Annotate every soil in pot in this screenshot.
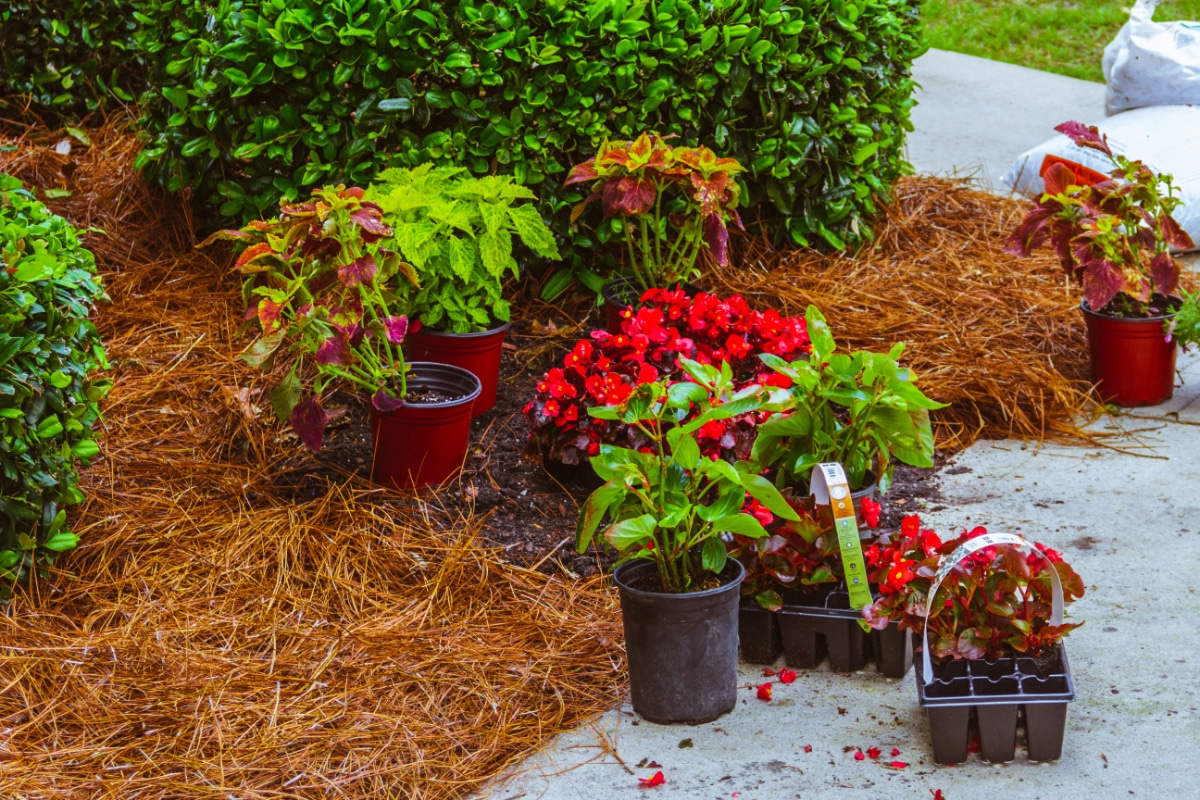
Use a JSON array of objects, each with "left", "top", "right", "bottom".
[
  {"left": 369, "top": 362, "right": 481, "bottom": 490},
  {"left": 1081, "top": 294, "right": 1180, "bottom": 407},
  {"left": 616, "top": 558, "right": 744, "bottom": 724},
  {"left": 404, "top": 321, "right": 510, "bottom": 417}
]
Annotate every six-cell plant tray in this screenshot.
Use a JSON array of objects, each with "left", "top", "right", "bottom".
[
  {"left": 916, "top": 642, "right": 1076, "bottom": 764},
  {"left": 738, "top": 585, "right": 912, "bottom": 678}
]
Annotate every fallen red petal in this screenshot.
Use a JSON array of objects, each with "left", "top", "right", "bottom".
[
  {"left": 891, "top": 748, "right": 901, "bottom": 756},
  {"left": 803, "top": 744, "right": 813, "bottom": 753},
  {"left": 932, "top": 791, "right": 946, "bottom": 800},
  {"left": 638, "top": 770, "right": 666, "bottom": 787},
  {"left": 761, "top": 668, "right": 775, "bottom": 676},
  {"left": 854, "top": 751, "right": 865, "bottom": 761},
  {"left": 886, "top": 760, "right": 909, "bottom": 770},
  {"left": 779, "top": 667, "right": 797, "bottom": 684},
  {"left": 756, "top": 682, "right": 773, "bottom": 701},
  {"left": 867, "top": 747, "right": 881, "bottom": 759}
]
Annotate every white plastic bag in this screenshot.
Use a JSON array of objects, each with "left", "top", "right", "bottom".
[
  {"left": 1103, "top": 0, "right": 1200, "bottom": 115},
  {"left": 1000, "top": 105, "right": 1200, "bottom": 250}
]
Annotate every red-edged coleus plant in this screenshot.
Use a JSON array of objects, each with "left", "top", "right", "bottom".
[
  {"left": 200, "top": 185, "right": 417, "bottom": 451},
  {"left": 524, "top": 288, "right": 810, "bottom": 465},
  {"left": 729, "top": 492, "right": 883, "bottom": 610},
  {"left": 565, "top": 132, "right": 744, "bottom": 289},
  {"left": 862, "top": 515, "right": 1085, "bottom": 661},
  {"left": 1005, "top": 121, "right": 1194, "bottom": 316}
]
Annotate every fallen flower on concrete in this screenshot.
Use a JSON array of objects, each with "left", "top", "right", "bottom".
[{"left": 639, "top": 770, "right": 666, "bottom": 787}]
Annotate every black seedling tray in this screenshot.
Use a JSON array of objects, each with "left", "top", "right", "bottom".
[
  {"left": 915, "top": 643, "right": 1075, "bottom": 764},
  {"left": 738, "top": 585, "right": 912, "bottom": 677}
]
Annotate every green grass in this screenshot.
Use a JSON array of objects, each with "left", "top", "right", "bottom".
[{"left": 922, "top": 0, "right": 1200, "bottom": 83}]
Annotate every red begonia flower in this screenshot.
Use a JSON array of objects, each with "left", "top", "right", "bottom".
[
  {"left": 638, "top": 770, "right": 665, "bottom": 787},
  {"left": 756, "top": 682, "right": 773, "bottom": 701},
  {"left": 778, "top": 668, "right": 797, "bottom": 684}
]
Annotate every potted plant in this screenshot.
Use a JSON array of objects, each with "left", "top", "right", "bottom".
[
  {"left": 524, "top": 289, "right": 810, "bottom": 474},
  {"left": 750, "top": 305, "right": 944, "bottom": 504},
  {"left": 200, "top": 185, "right": 480, "bottom": 489},
  {"left": 366, "top": 165, "right": 560, "bottom": 416},
  {"left": 1006, "top": 121, "right": 1195, "bottom": 406},
  {"left": 862, "top": 516, "right": 1086, "bottom": 763},
  {"left": 564, "top": 133, "right": 745, "bottom": 333},
  {"left": 575, "top": 357, "right": 797, "bottom": 723}
]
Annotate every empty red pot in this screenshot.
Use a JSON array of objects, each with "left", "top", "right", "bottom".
[
  {"left": 1081, "top": 298, "right": 1178, "bottom": 407},
  {"left": 404, "top": 321, "right": 509, "bottom": 417},
  {"left": 369, "top": 362, "right": 481, "bottom": 489}
]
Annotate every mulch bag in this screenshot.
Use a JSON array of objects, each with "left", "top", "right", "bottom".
[
  {"left": 1000, "top": 105, "right": 1200, "bottom": 250},
  {"left": 1103, "top": 0, "right": 1200, "bottom": 115}
]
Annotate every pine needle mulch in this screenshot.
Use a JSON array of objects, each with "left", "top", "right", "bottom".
[
  {"left": 0, "top": 121, "right": 623, "bottom": 798},
  {"left": 710, "top": 177, "right": 1105, "bottom": 452}
]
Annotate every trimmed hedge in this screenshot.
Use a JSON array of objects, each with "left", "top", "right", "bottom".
[
  {"left": 0, "top": 176, "right": 110, "bottom": 592},
  {"left": 0, "top": 0, "right": 144, "bottom": 118},
  {"left": 135, "top": 0, "right": 923, "bottom": 259}
]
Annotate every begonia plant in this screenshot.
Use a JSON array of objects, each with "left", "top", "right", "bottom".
[
  {"left": 575, "top": 357, "right": 797, "bottom": 594},
  {"left": 525, "top": 288, "right": 810, "bottom": 466},
  {"left": 1005, "top": 121, "right": 1194, "bottom": 317},
  {"left": 862, "top": 515, "right": 1085, "bottom": 662},
  {"left": 564, "top": 133, "right": 744, "bottom": 289},
  {"left": 751, "top": 305, "right": 944, "bottom": 494},
  {"left": 200, "top": 185, "right": 417, "bottom": 452}
]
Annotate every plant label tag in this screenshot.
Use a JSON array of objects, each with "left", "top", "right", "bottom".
[
  {"left": 921, "top": 532, "right": 1065, "bottom": 684},
  {"left": 812, "top": 462, "right": 873, "bottom": 631}
]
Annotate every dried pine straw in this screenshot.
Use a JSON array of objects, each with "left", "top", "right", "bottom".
[
  {"left": 0, "top": 121, "right": 623, "bottom": 798},
  {"left": 711, "top": 177, "right": 1106, "bottom": 451}
]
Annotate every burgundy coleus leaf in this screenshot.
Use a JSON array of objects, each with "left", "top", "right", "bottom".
[
  {"left": 1150, "top": 251, "right": 1180, "bottom": 296},
  {"left": 315, "top": 332, "right": 350, "bottom": 366},
  {"left": 257, "top": 297, "right": 285, "bottom": 335},
  {"left": 327, "top": 296, "right": 363, "bottom": 328},
  {"left": 349, "top": 207, "right": 392, "bottom": 243},
  {"left": 690, "top": 172, "right": 733, "bottom": 217},
  {"left": 341, "top": 187, "right": 365, "bottom": 200},
  {"left": 1081, "top": 258, "right": 1125, "bottom": 310},
  {"left": 383, "top": 315, "right": 409, "bottom": 344},
  {"left": 563, "top": 159, "right": 599, "bottom": 187},
  {"left": 233, "top": 242, "right": 275, "bottom": 272},
  {"left": 1004, "top": 205, "right": 1056, "bottom": 257},
  {"left": 1160, "top": 214, "right": 1195, "bottom": 250},
  {"left": 338, "top": 254, "right": 378, "bottom": 287},
  {"left": 372, "top": 388, "right": 405, "bottom": 412},
  {"left": 1054, "top": 121, "right": 1112, "bottom": 156},
  {"left": 290, "top": 395, "right": 328, "bottom": 452},
  {"left": 1040, "top": 161, "right": 1076, "bottom": 197},
  {"left": 278, "top": 200, "right": 317, "bottom": 217},
  {"left": 702, "top": 213, "right": 731, "bottom": 266},
  {"left": 602, "top": 175, "right": 657, "bottom": 217}
]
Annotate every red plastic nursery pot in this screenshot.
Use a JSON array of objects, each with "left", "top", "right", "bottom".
[
  {"left": 1081, "top": 297, "right": 1179, "bottom": 407},
  {"left": 369, "top": 362, "right": 481, "bottom": 490},
  {"left": 403, "top": 321, "right": 510, "bottom": 417}
]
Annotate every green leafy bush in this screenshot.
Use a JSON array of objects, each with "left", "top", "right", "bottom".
[
  {"left": 134, "top": 0, "right": 923, "bottom": 261},
  {"left": 367, "top": 165, "right": 560, "bottom": 333},
  {"left": 0, "top": 176, "right": 110, "bottom": 592},
  {"left": 0, "top": 0, "right": 144, "bottom": 118}
]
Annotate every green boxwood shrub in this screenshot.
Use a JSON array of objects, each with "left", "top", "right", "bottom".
[
  {"left": 0, "top": 175, "right": 110, "bottom": 592},
  {"left": 135, "top": 0, "right": 922, "bottom": 261},
  {"left": 0, "top": 0, "right": 144, "bottom": 118}
]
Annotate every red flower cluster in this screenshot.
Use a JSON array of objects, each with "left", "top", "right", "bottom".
[{"left": 525, "top": 288, "right": 811, "bottom": 465}]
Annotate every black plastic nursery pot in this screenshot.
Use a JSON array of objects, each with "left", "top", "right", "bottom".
[
  {"left": 738, "top": 584, "right": 913, "bottom": 678},
  {"left": 369, "top": 362, "right": 481, "bottom": 490},
  {"left": 916, "top": 642, "right": 1075, "bottom": 764},
  {"left": 403, "top": 321, "right": 510, "bottom": 418},
  {"left": 614, "top": 558, "right": 744, "bottom": 724}
]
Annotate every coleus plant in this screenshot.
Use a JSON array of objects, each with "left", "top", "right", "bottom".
[
  {"left": 575, "top": 357, "right": 799, "bottom": 594},
  {"left": 200, "top": 185, "right": 417, "bottom": 451},
  {"left": 861, "top": 515, "right": 1085, "bottom": 661},
  {"left": 366, "top": 164, "right": 560, "bottom": 333},
  {"left": 750, "top": 305, "right": 944, "bottom": 494},
  {"left": 729, "top": 491, "right": 883, "bottom": 611},
  {"left": 525, "top": 288, "right": 810, "bottom": 466},
  {"left": 564, "top": 132, "right": 745, "bottom": 289},
  {"left": 1005, "top": 121, "right": 1194, "bottom": 316}
]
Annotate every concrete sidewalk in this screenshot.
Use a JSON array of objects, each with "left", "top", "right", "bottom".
[{"left": 476, "top": 51, "right": 1200, "bottom": 800}]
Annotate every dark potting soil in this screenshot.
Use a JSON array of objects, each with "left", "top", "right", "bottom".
[
  {"left": 269, "top": 318, "right": 947, "bottom": 576},
  {"left": 404, "top": 386, "right": 471, "bottom": 404}
]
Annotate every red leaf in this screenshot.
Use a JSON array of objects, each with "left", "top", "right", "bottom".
[
  {"left": 1161, "top": 214, "right": 1195, "bottom": 250},
  {"left": 1081, "top": 259, "right": 1124, "bottom": 310},
  {"left": 372, "top": 389, "right": 405, "bottom": 412},
  {"left": 778, "top": 667, "right": 797, "bottom": 684},
  {"left": 233, "top": 242, "right": 274, "bottom": 271},
  {"left": 564, "top": 159, "right": 598, "bottom": 187},
  {"left": 316, "top": 332, "right": 350, "bottom": 366},
  {"left": 603, "top": 176, "right": 657, "bottom": 217},
  {"left": 1054, "top": 121, "right": 1112, "bottom": 156},
  {"left": 756, "top": 682, "right": 773, "bottom": 701},
  {"left": 1040, "top": 161, "right": 1076, "bottom": 197},
  {"left": 290, "top": 396, "right": 328, "bottom": 452},
  {"left": 257, "top": 297, "right": 285, "bottom": 335},
  {"left": 383, "top": 315, "right": 409, "bottom": 344},
  {"left": 638, "top": 770, "right": 665, "bottom": 787},
  {"left": 339, "top": 254, "right": 378, "bottom": 287},
  {"left": 1150, "top": 252, "right": 1180, "bottom": 297},
  {"left": 703, "top": 213, "right": 730, "bottom": 266},
  {"left": 350, "top": 207, "right": 392, "bottom": 241}
]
